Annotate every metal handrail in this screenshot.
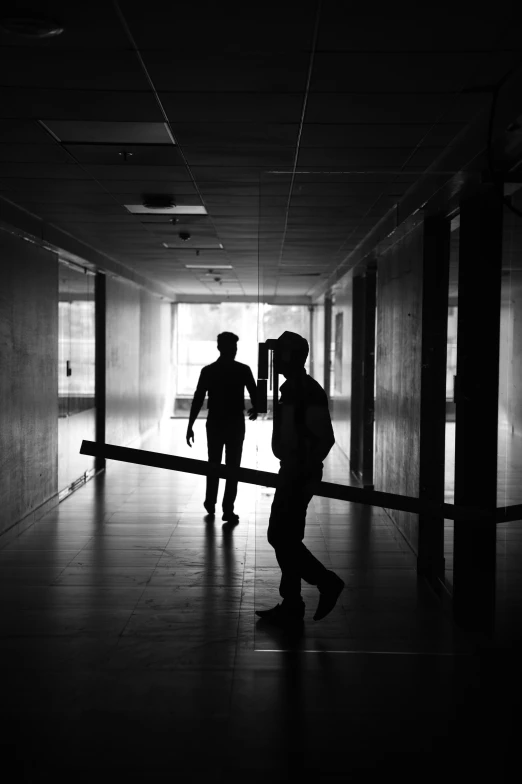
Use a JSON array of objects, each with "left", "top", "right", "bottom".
[{"left": 80, "top": 440, "right": 521, "bottom": 523}]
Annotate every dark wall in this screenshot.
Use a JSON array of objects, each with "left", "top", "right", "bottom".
[
  {"left": 0, "top": 231, "right": 58, "bottom": 537},
  {"left": 374, "top": 223, "right": 424, "bottom": 553},
  {"left": 106, "top": 276, "right": 171, "bottom": 447}
]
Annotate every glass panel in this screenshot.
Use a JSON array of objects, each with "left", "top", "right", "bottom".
[
  {"left": 444, "top": 217, "right": 459, "bottom": 588},
  {"left": 58, "top": 262, "right": 96, "bottom": 493}
]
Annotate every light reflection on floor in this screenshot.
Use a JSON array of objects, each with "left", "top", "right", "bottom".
[{"left": 0, "top": 419, "right": 519, "bottom": 780}]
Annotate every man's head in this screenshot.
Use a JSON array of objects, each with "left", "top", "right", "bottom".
[
  {"left": 275, "top": 331, "right": 309, "bottom": 379},
  {"left": 217, "top": 331, "right": 238, "bottom": 360}
]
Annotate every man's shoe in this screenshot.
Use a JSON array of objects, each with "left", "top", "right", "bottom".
[
  {"left": 204, "top": 501, "right": 215, "bottom": 516},
  {"left": 313, "top": 572, "right": 345, "bottom": 621},
  {"left": 256, "top": 602, "right": 305, "bottom": 626},
  {"left": 222, "top": 511, "right": 239, "bottom": 524}
]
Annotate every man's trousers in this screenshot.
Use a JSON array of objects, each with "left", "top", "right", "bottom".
[
  {"left": 267, "top": 466, "right": 330, "bottom": 602},
  {"left": 205, "top": 414, "right": 245, "bottom": 513}
]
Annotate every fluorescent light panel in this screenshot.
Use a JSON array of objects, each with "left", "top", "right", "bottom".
[
  {"left": 162, "top": 243, "right": 223, "bottom": 249},
  {"left": 124, "top": 205, "right": 207, "bottom": 215},
  {"left": 185, "top": 264, "right": 233, "bottom": 269}
]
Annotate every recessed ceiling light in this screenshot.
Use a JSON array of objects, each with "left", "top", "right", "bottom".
[
  {"left": 185, "top": 264, "right": 233, "bottom": 270},
  {"left": 124, "top": 205, "right": 207, "bottom": 215}
]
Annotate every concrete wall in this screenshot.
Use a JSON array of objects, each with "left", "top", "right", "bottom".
[
  {"left": 0, "top": 232, "right": 173, "bottom": 541},
  {"left": 311, "top": 300, "right": 325, "bottom": 388},
  {"left": 511, "top": 280, "right": 522, "bottom": 435},
  {"left": 106, "top": 276, "right": 172, "bottom": 447},
  {"left": 330, "top": 272, "right": 353, "bottom": 461},
  {"left": 0, "top": 231, "right": 59, "bottom": 538},
  {"left": 374, "top": 223, "right": 424, "bottom": 553},
  {"left": 499, "top": 208, "right": 522, "bottom": 434}
]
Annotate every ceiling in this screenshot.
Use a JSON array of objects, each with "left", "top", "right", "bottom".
[{"left": 0, "top": 1, "right": 521, "bottom": 300}]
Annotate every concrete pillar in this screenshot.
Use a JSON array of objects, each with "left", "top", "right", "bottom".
[
  {"left": 95, "top": 272, "right": 106, "bottom": 473},
  {"left": 453, "top": 183, "right": 503, "bottom": 637},
  {"left": 324, "top": 294, "right": 333, "bottom": 402},
  {"left": 417, "top": 216, "right": 450, "bottom": 588},
  {"left": 349, "top": 266, "right": 376, "bottom": 488}
]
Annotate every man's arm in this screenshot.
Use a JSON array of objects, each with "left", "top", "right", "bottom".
[
  {"left": 245, "top": 367, "right": 258, "bottom": 421},
  {"left": 305, "top": 404, "right": 335, "bottom": 465},
  {"left": 186, "top": 368, "right": 207, "bottom": 446}
]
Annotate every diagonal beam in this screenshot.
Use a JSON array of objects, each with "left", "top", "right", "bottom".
[{"left": 78, "top": 440, "right": 522, "bottom": 523}]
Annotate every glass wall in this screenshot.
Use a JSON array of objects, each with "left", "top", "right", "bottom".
[
  {"left": 174, "top": 302, "right": 310, "bottom": 411},
  {"left": 58, "top": 261, "right": 96, "bottom": 494}
]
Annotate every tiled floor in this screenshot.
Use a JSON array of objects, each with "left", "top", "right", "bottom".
[{"left": 1, "top": 420, "right": 519, "bottom": 782}]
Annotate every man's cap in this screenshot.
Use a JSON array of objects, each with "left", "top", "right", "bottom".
[
  {"left": 217, "top": 331, "right": 239, "bottom": 345},
  {"left": 276, "top": 331, "right": 309, "bottom": 362}
]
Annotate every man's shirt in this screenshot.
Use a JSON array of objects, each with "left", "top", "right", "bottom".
[
  {"left": 272, "top": 372, "right": 334, "bottom": 470},
  {"left": 194, "top": 359, "right": 257, "bottom": 418}
]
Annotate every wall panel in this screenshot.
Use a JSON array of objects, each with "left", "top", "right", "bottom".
[
  {"left": 105, "top": 277, "right": 141, "bottom": 447},
  {"left": 375, "top": 223, "right": 424, "bottom": 552},
  {"left": 0, "top": 231, "right": 58, "bottom": 537},
  {"left": 139, "top": 289, "right": 172, "bottom": 435},
  {"left": 331, "top": 272, "right": 353, "bottom": 462},
  {"left": 311, "top": 300, "right": 324, "bottom": 387},
  {"left": 105, "top": 276, "right": 172, "bottom": 448}
]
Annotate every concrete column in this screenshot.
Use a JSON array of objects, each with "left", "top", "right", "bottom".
[
  {"left": 418, "top": 216, "right": 450, "bottom": 588},
  {"left": 453, "top": 183, "right": 503, "bottom": 637},
  {"left": 362, "top": 265, "right": 376, "bottom": 489},
  {"left": 350, "top": 275, "right": 365, "bottom": 480},
  {"left": 95, "top": 272, "right": 106, "bottom": 473},
  {"left": 350, "top": 266, "right": 377, "bottom": 487},
  {"left": 324, "top": 294, "right": 333, "bottom": 402}
]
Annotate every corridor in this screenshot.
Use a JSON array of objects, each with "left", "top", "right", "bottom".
[{"left": 1, "top": 420, "right": 517, "bottom": 782}]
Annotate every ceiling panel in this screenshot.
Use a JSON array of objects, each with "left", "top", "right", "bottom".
[
  {"left": 0, "top": 144, "right": 74, "bottom": 163},
  {"left": 304, "top": 92, "right": 488, "bottom": 124},
  {"left": 0, "top": 88, "right": 163, "bottom": 121},
  {"left": 0, "top": 119, "right": 55, "bottom": 143},
  {"left": 144, "top": 53, "right": 309, "bottom": 92},
  {"left": 160, "top": 93, "right": 304, "bottom": 123},
  {"left": 0, "top": 47, "right": 150, "bottom": 90},
  {"left": 316, "top": 10, "right": 511, "bottom": 51},
  {"left": 43, "top": 120, "right": 173, "bottom": 144},
  {"left": 64, "top": 145, "right": 185, "bottom": 166},
  {"left": 172, "top": 123, "right": 299, "bottom": 147},
  {"left": 299, "top": 123, "right": 465, "bottom": 148},
  {"left": 0, "top": 1, "right": 517, "bottom": 298}
]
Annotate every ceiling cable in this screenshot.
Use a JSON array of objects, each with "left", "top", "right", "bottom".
[
  {"left": 274, "top": 0, "right": 322, "bottom": 295},
  {"left": 111, "top": 0, "right": 242, "bottom": 296}
]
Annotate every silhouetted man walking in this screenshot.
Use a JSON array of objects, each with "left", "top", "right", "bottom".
[
  {"left": 186, "top": 332, "right": 257, "bottom": 524},
  {"left": 256, "top": 331, "right": 345, "bottom": 625}
]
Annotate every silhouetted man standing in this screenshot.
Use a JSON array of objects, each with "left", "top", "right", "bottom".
[
  {"left": 256, "top": 331, "right": 344, "bottom": 625},
  {"left": 186, "top": 332, "right": 257, "bottom": 524}
]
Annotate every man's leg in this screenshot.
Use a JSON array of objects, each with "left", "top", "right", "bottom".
[
  {"left": 205, "top": 419, "right": 224, "bottom": 515},
  {"left": 258, "top": 470, "right": 344, "bottom": 623},
  {"left": 268, "top": 474, "right": 327, "bottom": 601},
  {"left": 222, "top": 419, "right": 245, "bottom": 520}
]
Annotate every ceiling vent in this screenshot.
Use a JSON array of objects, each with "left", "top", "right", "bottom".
[{"left": 142, "top": 194, "right": 176, "bottom": 211}]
